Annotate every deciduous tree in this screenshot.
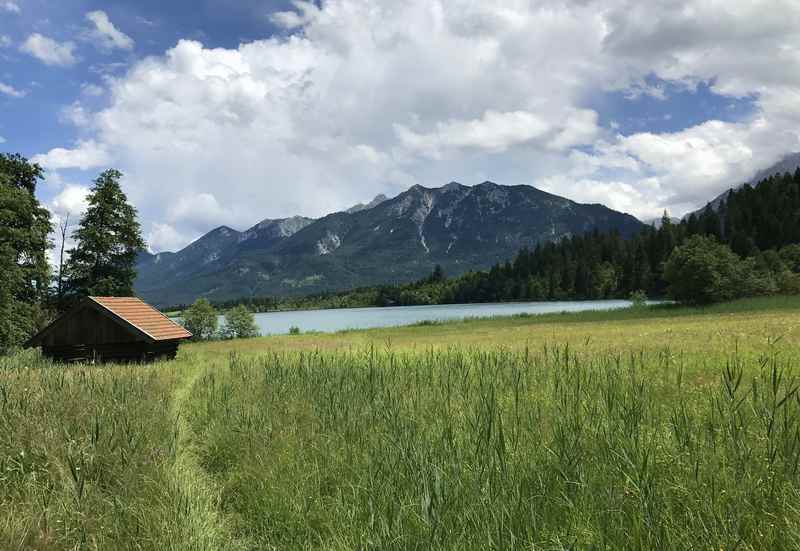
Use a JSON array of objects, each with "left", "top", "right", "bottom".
[
  {"left": 0, "top": 154, "right": 52, "bottom": 353},
  {"left": 182, "top": 298, "right": 218, "bottom": 340},
  {"left": 221, "top": 305, "right": 259, "bottom": 339}
]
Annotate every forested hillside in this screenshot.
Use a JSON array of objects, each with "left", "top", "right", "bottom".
[{"left": 377, "top": 169, "right": 800, "bottom": 305}]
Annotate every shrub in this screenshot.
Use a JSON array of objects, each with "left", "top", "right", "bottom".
[
  {"left": 778, "top": 270, "right": 800, "bottom": 295},
  {"left": 413, "top": 319, "right": 442, "bottom": 327},
  {"left": 779, "top": 244, "right": 800, "bottom": 273},
  {"left": 221, "top": 305, "right": 260, "bottom": 339},
  {"left": 288, "top": 325, "right": 301, "bottom": 335},
  {"left": 663, "top": 235, "right": 775, "bottom": 305},
  {"left": 628, "top": 290, "right": 648, "bottom": 308},
  {"left": 181, "top": 298, "right": 218, "bottom": 340}
]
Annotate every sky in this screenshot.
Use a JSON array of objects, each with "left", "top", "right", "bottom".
[{"left": 2, "top": 0, "right": 799, "bottom": 253}]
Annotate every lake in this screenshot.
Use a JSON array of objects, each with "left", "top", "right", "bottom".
[{"left": 237, "top": 300, "right": 638, "bottom": 336}]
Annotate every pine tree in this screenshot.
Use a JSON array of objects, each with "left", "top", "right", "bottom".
[
  {"left": 64, "top": 169, "right": 145, "bottom": 299},
  {"left": 429, "top": 264, "right": 445, "bottom": 283}
]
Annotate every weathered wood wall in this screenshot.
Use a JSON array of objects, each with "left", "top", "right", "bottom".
[
  {"left": 39, "top": 304, "right": 139, "bottom": 347},
  {"left": 41, "top": 341, "right": 180, "bottom": 363}
]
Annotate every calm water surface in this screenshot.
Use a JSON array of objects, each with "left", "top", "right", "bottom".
[{"left": 239, "top": 300, "right": 637, "bottom": 336}]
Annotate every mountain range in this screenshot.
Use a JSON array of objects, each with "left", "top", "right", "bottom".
[
  {"left": 135, "top": 181, "right": 643, "bottom": 306},
  {"left": 136, "top": 153, "right": 800, "bottom": 307}
]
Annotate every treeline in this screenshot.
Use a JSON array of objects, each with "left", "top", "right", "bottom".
[
  {"left": 163, "top": 286, "right": 378, "bottom": 314},
  {"left": 1, "top": 154, "right": 144, "bottom": 354},
  {"left": 380, "top": 169, "right": 800, "bottom": 306}
]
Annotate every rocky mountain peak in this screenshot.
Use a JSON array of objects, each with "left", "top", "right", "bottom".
[
  {"left": 442, "top": 181, "right": 464, "bottom": 191},
  {"left": 184, "top": 225, "right": 240, "bottom": 251},
  {"left": 346, "top": 193, "right": 389, "bottom": 213},
  {"left": 210, "top": 225, "right": 237, "bottom": 236},
  {"left": 136, "top": 180, "right": 645, "bottom": 306},
  {"left": 275, "top": 216, "right": 315, "bottom": 236},
  {"left": 239, "top": 215, "right": 314, "bottom": 243}
]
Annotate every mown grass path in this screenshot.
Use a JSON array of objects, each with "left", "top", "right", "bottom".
[{"left": 166, "top": 360, "right": 245, "bottom": 551}]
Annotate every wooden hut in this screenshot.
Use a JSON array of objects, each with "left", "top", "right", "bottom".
[{"left": 25, "top": 296, "right": 192, "bottom": 363}]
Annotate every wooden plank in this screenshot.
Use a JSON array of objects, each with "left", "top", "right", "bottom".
[{"left": 42, "top": 341, "right": 182, "bottom": 364}]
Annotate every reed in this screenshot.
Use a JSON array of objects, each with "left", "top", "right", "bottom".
[
  {"left": 2, "top": 302, "right": 800, "bottom": 549},
  {"left": 179, "top": 345, "right": 800, "bottom": 549}
]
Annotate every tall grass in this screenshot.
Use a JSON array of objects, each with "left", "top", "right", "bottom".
[
  {"left": 184, "top": 345, "right": 800, "bottom": 549},
  {"left": 0, "top": 351, "right": 171, "bottom": 548},
  {"left": 2, "top": 319, "right": 800, "bottom": 549},
  {"left": 0, "top": 350, "right": 240, "bottom": 550}
]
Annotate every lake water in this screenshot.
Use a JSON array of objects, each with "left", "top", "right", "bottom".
[{"left": 239, "top": 300, "right": 637, "bottom": 336}]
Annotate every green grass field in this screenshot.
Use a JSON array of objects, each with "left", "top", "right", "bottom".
[{"left": 3, "top": 296, "right": 800, "bottom": 549}]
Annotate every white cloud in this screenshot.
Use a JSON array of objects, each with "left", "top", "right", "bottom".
[
  {"left": 549, "top": 110, "right": 601, "bottom": 151},
  {"left": 86, "top": 10, "right": 134, "bottom": 52},
  {"left": 0, "top": 35, "right": 12, "bottom": 48},
  {"left": 34, "top": 0, "right": 800, "bottom": 251},
  {"left": 146, "top": 222, "right": 189, "bottom": 253},
  {"left": 0, "top": 82, "right": 25, "bottom": 98},
  {"left": 21, "top": 33, "right": 77, "bottom": 66},
  {"left": 80, "top": 82, "right": 104, "bottom": 96},
  {"left": 623, "top": 80, "right": 667, "bottom": 101},
  {"left": 270, "top": 0, "right": 320, "bottom": 29},
  {"left": 577, "top": 114, "right": 798, "bottom": 212},
  {"left": 50, "top": 184, "right": 91, "bottom": 216},
  {"left": 602, "top": 0, "right": 800, "bottom": 97},
  {"left": 59, "top": 102, "right": 90, "bottom": 127},
  {"left": 0, "top": 136, "right": 6, "bottom": 144},
  {"left": 33, "top": 140, "right": 111, "bottom": 170},
  {"left": 167, "top": 192, "right": 233, "bottom": 231},
  {"left": 1, "top": 1, "right": 19, "bottom": 14},
  {"left": 395, "top": 110, "right": 553, "bottom": 159},
  {"left": 46, "top": 183, "right": 91, "bottom": 271},
  {"left": 539, "top": 175, "right": 663, "bottom": 220}
]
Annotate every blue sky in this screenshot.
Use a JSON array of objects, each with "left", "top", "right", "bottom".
[
  {"left": 1, "top": 0, "right": 292, "bottom": 156},
  {"left": 1, "top": 0, "right": 798, "bottom": 252}
]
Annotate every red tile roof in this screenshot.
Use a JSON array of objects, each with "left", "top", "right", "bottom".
[{"left": 90, "top": 297, "right": 192, "bottom": 341}]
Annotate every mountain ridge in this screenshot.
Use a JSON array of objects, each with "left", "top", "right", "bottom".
[{"left": 135, "top": 180, "right": 643, "bottom": 306}]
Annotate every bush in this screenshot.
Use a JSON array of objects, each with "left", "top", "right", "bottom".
[
  {"left": 181, "top": 298, "right": 218, "bottom": 340},
  {"left": 221, "top": 305, "right": 260, "bottom": 339},
  {"left": 778, "top": 270, "right": 800, "bottom": 295},
  {"left": 288, "top": 325, "right": 301, "bottom": 335},
  {"left": 629, "top": 290, "right": 648, "bottom": 308},
  {"left": 779, "top": 244, "right": 800, "bottom": 273},
  {"left": 663, "top": 235, "right": 774, "bottom": 305},
  {"left": 413, "top": 319, "right": 442, "bottom": 327}
]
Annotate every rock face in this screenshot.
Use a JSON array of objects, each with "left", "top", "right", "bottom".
[
  {"left": 135, "top": 181, "right": 643, "bottom": 306},
  {"left": 346, "top": 194, "right": 389, "bottom": 213}
]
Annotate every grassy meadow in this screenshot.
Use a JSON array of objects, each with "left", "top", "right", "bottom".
[{"left": 3, "top": 296, "right": 800, "bottom": 549}]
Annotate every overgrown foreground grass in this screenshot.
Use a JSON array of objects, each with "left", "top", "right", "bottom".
[{"left": 3, "top": 302, "right": 800, "bottom": 549}]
